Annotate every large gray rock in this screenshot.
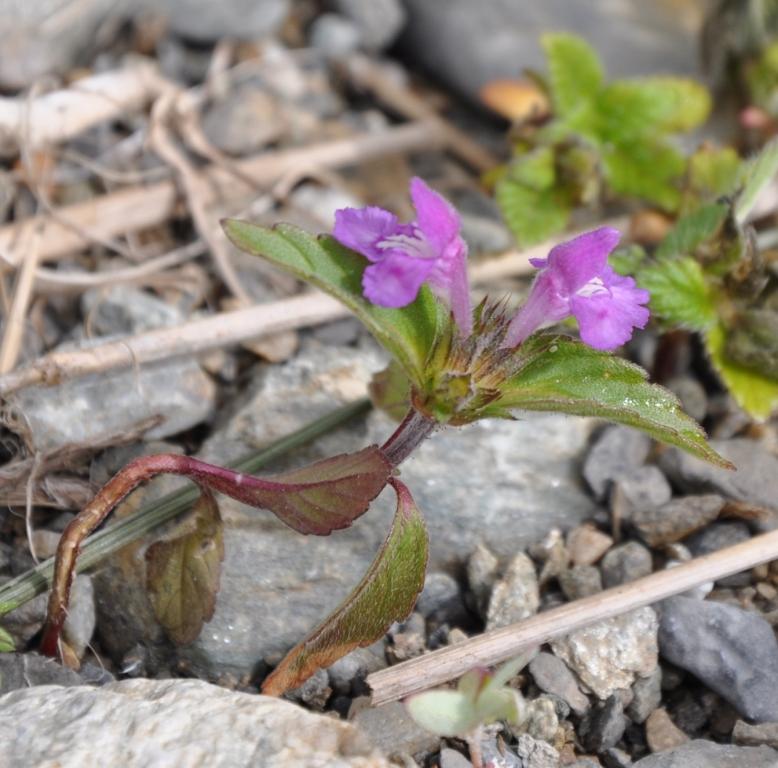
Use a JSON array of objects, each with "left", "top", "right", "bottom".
[
  {"left": 0, "top": 0, "right": 126, "bottom": 88},
  {"left": 152, "top": 0, "right": 289, "bottom": 42},
  {"left": 330, "top": 0, "right": 406, "bottom": 51},
  {"left": 398, "top": 0, "right": 706, "bottom": 103},
  {"left": 660, "top": 439, "right": 778, "bottom": 512},
  {"left": 0, "top": 678, "right": 390, "bottom": 767},
  {"left": 632, "top": 740, "right": 778, "bottom": 768},
  {"left": 658, "top": 596, "right": 778, "bottom": 723}
]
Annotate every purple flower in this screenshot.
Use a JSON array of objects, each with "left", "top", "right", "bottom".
[
  {"left": 333, "top": 177, "right": 472, "bottom": 335},
  {"left": 504, "top": 227, "right": 650, "bottom": 351}
]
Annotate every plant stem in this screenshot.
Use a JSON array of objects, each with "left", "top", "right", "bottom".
[
  {"left": 0, "top": 398, "right": 371, "bottom": 617},
  {"left": 381, "top": 408, "right": 436, "bottom": 466}
]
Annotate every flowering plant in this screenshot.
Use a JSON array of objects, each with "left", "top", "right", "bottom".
[{"left": 36, "top": 178, "right": 726, "bottom": 695}]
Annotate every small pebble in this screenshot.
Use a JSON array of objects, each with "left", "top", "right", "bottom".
[
  {"left": 630, "top": 495, "right": 725, "bottom": 547},
  {"left": 732, "top": 720, "right": 778, "bottom": 749},
  {"left": 567, "top": 525, "right": 614, "bottom": 567},
  {"left": 439, "top": 747, "right": 473, "bottom": 768},
  {"left": 559, "top": 565, "right": 603, "bottom": 601},
  {"left": 601, "top": 542, "right": 652, "bottom": 588},
  {"left": 530, "top": 651, "right": 590, "bottom": 716},
  {"left": 467, "top": 542, "right": 499, "bottom": 617},
  {"left": 627, "top": 667, "right": 662, "bottom": 725},
  {"left": 581, "top": 695, "right": 627, "bottom": 753},
  {"left": 486, "top": 552, "right": 539, "bottom": 630},
  {"left": 644, "top": 708, "right": 688, "bottom": 753},
  {"left": 584, "top": 426, "right": 651, "bottom": 499}
]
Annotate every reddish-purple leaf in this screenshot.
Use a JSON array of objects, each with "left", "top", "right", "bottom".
[
  {"left": 262, "top": 478, "right": 428, "bottom": 696},
  {"left": 177, "top": 446, "right": 392, "bottom": 535},
  {"left": 145, "top": 489, "right": 224, "bottom": 646}
]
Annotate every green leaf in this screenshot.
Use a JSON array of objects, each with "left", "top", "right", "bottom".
[
  {"left": 495, "top": 335, "right": 730, "bottom": 467},
  {"left": 686, "top": 146, "right": 741, "bottom": 204},
  {"left": 510, "top": 146, "right": 556, "bottom": 190},
  {"left": 735, "top": 138, "right": 778, "bottom": 224},
  {"left": 638, "top": 257, "right": 717, "bottom": 330},
  {"left": 145, "top": 489, "right": 225, "bottom": 646},
  {"left": 496, "top": 175, "right": 571, "bottom": 246},
  {"left": 484, "top": 649, "right": 538, "bottom": 692},
  {"left": 369, "top": 361, "right": 411, "bottom": 422},
  {"left": 406, "top": 690, "right": 479, "bottom": 737},
  {"left": 541, "top": 33, "right": 603, "bottom": 118},
  {"left": 609, "top": 244, "right": 647, "bottom": 277},
  {"left": 262, "top": 478, "right": 428, "bottom": 695},
  {"left": 598, "top": 78, "right": 710, "bottom": 140},
  {"left": 192, "top": 447, "right": 392, "bottom": 536},
  {"left": 602, "top": 142, "right": 685, "bottom": 211},
  {"left": 706, "top": 323, "right": 778, "bottom": 421},
  {"left": 0, "top": 625, "right": 14, "bottom": 652},
  {"left": 223, "top": 221, "right": 448, "bottom": 387},
  {"left": 655, "top": 202, "right": 728, "bottom": 260}
]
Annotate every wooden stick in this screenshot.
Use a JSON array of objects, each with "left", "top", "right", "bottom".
[
  {"left": 343, "top": 54, "right": 499, "bottom": 174},
  {"left": 0, "top": 60, "right": 165, "bottom": 154},
  {"left": 367, "top": 529, "right": 778, "bottom": 705},
  {"left": 0, "top": 121, "right": 444, "bottom": 268},
  {"left": 0, "top": 223, "right": 42, "bottom": 373},
  {"left": 0, "top": 292, "right": 344, "bottom": 396}
]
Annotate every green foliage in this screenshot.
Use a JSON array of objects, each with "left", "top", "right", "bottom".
[
  {"left": 407, "top": 650, "right": 536, "bottom": 737},
  {"left": 494, "top": 335, "right": 730, "bottom": 466},
  {"left": 0, "top": 626, "right": 13, "bottom": 653},
  {"left": 638, "top": 257, "right": 717, "bottom": 331},
  {"left": 734, "top": 137, "right": 778, "bottom": 224},
  {"left": 684, "top": 146, "right": 741, "bottom": 211},
  {"left": 145, "top": 490, "right": 224, "bottom": 646},
  {"left": 496, "top": 34, "right": 711, "bottom": 245},
  {"left": 706, "top": 324, "right": 778, "bottom": 420},
  {"left": 223, "top": 220, "right": 449, "bottom": 388},
  {"left": 262, "top": 479, "right": 428, "bottom": 696},
  {"left": 654, "top": 203, "right": 728, "bottom": 260}
]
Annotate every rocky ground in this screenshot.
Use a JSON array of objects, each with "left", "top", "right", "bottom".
[{"left": 0, "top": 2, "right": 777, "bottom": 767}]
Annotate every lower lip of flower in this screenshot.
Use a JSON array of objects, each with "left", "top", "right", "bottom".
[
  {"left": 574, "top": 276, "right": 610, "bottom": 299},
  {"left": 377, "top": 232, "right": 436, "bottom": 260}
]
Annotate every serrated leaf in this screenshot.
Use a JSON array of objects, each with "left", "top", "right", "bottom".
[
  {"left": 145, "top": 489, "right": 224, "bottom": 646},
  {"left": 602, "top": 142, "right": 685, "bottom": 211},
  {"left": 496, "top": 175, "right": 571, "bottom": 246},
  {"left": 735, "top": 138, "right": 778, "bottom": 224},
  {"left": 223, "top": 221, "right": 449, "bottom": 387},
  {"left": 495, "top": 335, "right": 730, "bottom": 467},
  {"left": 406, "top": 690, "right": 479, "bottom": 737},
  {"left": 609, "top": 244, "right": 647, "bottom": 277},
  {"left": 686, "top": 146, "right": 741, "bottom": 204},
  {"left": 191, "top": 447, "right": 391, "bottom": 536},
  {"left": 541, "top": 33, "right": 603, "bottom": 118},
  {"left": 638, "top": 257, "right": 717, "bottom": 330},
  {"left": 598, "top": 78, "right": 710, "bottom": 140},
  {"left": 510, "top": 146, "right": 556, "bottom": 190},
  {"left": 0, "top": 625, "right": 14, "bottom": 652},
  {"left": 655, "top": 202, "right": 728, "bottom": 260},
  {"left": 706, "top": 324, "right": 778, "bottom": 420},
  {"left": 262, "top": 479, "right": 428, "bottom": 695}
]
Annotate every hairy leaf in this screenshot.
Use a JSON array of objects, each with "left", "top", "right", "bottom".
[
  {"left": 541, "top": 33, "right": 603, "bottom": 118},
  {"left": 496, "top": 175, "right": 571, "bottom": 246},
  {"left": 639, "top": 257, "right": 717, "bottom": 330},
  {"left": 735, "top": 137, "right": 778, "bottom": 224},
  {"left": 495, "top": 336, "right": 730, "bottom": 466},
  {"left": 145, "top": 489, "right": 224, "bottom": 646},
  {"left": 0, "top": 625, "right": 14, "bottom": 652},
  {"left": 602, "top": 142, "right": 685, "bottom": 211},
  {"left": 598, "top": 78, "right": 710, "bottom": 140},
  {"left": 406, "top": 690, "right": 480, "bottom": 737},
  {"left": 262, "top": 479, "right": 428, "bottom": 695},
  {"left": 706, "top": 324, "right": 778, "bottom": 421},
  {"left": 187, "top": 447, "right": 392, "bottom": 536},
  {"left": 655, "top": 202, "right": 728, "bottom": 260},
  {"left": 223, "top": 221, "right": 448, "bottom": 387},
  {"left": 686, "top": 146, "right": 741, "bottom": 206}
]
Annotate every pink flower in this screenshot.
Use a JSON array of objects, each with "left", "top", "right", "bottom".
[
  {"left": 504, "top": 227, "right": 650, "bottom": 350},
  {"left": 333, "top": 178, "right": 472, "bottom": 336}
]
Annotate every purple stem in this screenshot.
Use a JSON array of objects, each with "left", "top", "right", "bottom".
[{"left": 381, "top": 408, "right": 436, "bottom": 466}]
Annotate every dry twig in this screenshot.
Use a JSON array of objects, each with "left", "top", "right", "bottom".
[{"left": 367, "top": 528, "right": 778, "bottom": 705}]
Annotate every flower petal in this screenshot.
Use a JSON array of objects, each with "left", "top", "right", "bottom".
[
  {"left": 362, "top": 253, "right": 435, "bottom": 308},
  {"left": 546, "top": 227, "right": 621, "bottom": 294},
  {"left": 428, "top": 238, "right": 473, "bottom": 336},
  {"left": 503, "top": 272, "right": 571, "bottom": 347},
  {"left": 333, "top": 206, "right": 401, "bottom": 262},
  {"left": 410, "top": 177, "right": 461, "bottom": 254},
  {"left": 570, "top": 269, "right": 650, "bottom": 350}
]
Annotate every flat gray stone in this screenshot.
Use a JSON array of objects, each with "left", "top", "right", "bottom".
[
  {"left": 398, "top": 0, "right": 705, "bottom": 103},
  {"left": 529, "top": 652, "right": 590, "bottom": 716},
  {"left": 632, "top": 740, "right": 778, "bottom": 767},
  {"left": 0, "top": 679, "right": 389, "bottom": 767},
  {"left": 658, "top": 596, "right": 778, "bottom": 722},
  {"left": 660, "top": 439, "right": 778, "bottom": 511},
  {"left": 352, "top": 700, "right": 439, "bottom": 758}
]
